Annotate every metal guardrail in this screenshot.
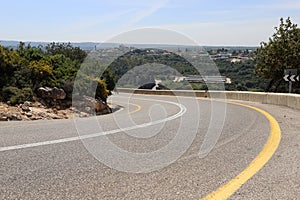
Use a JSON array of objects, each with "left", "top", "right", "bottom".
[
  {"left": 184, "top": 76, "right": 226, "bottom": 83},
  {"left": 117, "top": 88, "right": 300, "bottom": 110}
]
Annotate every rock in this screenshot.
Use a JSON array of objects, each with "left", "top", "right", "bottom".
[
  {"left": 51, "top": 87, "right": 66, "bottom": 100},
  {"left": 0, "top": 101, "right": 75, "bottom": 121},
  {"left": 79, "top": 112, "right": 90, "bottom": 118},
  {"left": 29, "top": 116, "right": 42, "bottom": 120},
  {"left": 25, "top": 112, "right": 33, "bottom": 117},
  {"left": 83, "top": 96, "right": 111, "bottom": 115},
  {"left": 36, "top": 87, "right": 67, "bottom": 109},
  {"left": 61, "top": 111, "right": 67, "bottom": 115},
  {"left": 70, "top": 107, "right": 80, "bottom": 113},
  {"left": 23, "top": 101, "right": 32, "bottom": 107},
  {"left": 34, "top": 102, "right": 42, "bottom": 107},
  {"left": 85, "top": 106, "right": 91, "bottom": 113},
  {"left": 21, "top": 104, "right": 31, "bottom": 112},
  {"left": 37, "top": 112, "right": 48, "bottom": 118},
  {"left": 0, "top": 116, "right": 8, "bottom": 121},
  {"left": 37, "top": 87, "right": 66, "bottom": 100},
  {"left": 9, "top": 114, "right": 22, "bottom": 121},
  {"left": 21, "top": 115, "right": 30, "bottom": 121},
  {"left": 46, "top": 112, "right": 63, "bottom": 119}
]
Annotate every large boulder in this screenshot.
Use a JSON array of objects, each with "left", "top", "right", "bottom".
[
  {"left": 83, "top": 95, "right": 111, "bottom": 115},
  {"left": 37, "top": 87, "right": 66, "bottom": 100}
]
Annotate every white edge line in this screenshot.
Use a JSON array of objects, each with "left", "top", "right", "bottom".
[{"left": 0, "top": 97, "right": 186, "bottom": 152}]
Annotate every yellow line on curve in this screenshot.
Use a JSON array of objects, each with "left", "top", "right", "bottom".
[
  {"left": 202, "top": 101, "right": 281, "bottom": 200},
  {"left": 111, "top": 99, "right": 141, "bottom": 114},
  {"left": 127, "top": 102, "right": 142, "bottom": 114}
]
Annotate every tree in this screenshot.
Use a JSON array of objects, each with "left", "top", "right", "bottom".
[
  {"left": 255, "top": 17, "right": 300, "bottom": 92},
  {"left": 0, "top": 45, "right": 22, "bottom": 88},
  {"left": 101, "top": 68, "right": 116, "bottom": 92},
  {"left": 45, "top": 42, "right": 87, "bottom": 63},
  {"left": 28, "top": 58, "right": 53, "bottom": 90},
  {"left": 0, "top": 42, "right": 109, "bottom": 105}
]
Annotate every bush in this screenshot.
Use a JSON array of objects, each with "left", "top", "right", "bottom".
[
  {"left": 2, "top": 86, "right": 33, "bottom": 105},
  {"left": 73, "top": 73, "right": 109, "bottom": 103},
  {"left": 95, "top": 79, "right": 109, "bottom": 102}
]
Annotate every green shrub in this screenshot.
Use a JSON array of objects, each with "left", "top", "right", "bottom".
[
  {"left": 2, "top": 86, "right": 33, "bottom": 105},
  {"left": 95, "top": 79, "right": 109, "bottom": 102},
  {"left": 73, "top": 73, "right": 109, "bottom": 103}
]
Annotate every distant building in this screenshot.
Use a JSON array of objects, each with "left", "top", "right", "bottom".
[
  {"left": 230, "top": 58, "right": 242, "bottom": 63},
  {"left": 212, "top": 53, "right": 232, "bottom": 60},
  {"left": 173, "top": 76, "right": 185, "bottom": 82}
]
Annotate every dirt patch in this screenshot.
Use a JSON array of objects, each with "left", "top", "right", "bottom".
[
  {"left": 0, "top": 101, "right": 74, "bottom": 121},
  {"left": 0, "top": 97, "right": 119, "bottom": 121}
]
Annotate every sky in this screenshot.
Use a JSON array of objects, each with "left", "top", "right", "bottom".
[{"left": 1, "top": 0, "right": 300, "bottom": 46}]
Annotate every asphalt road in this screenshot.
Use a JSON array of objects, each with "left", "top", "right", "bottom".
[{"left": 0, "top": 93, "right": 299, "bottom": 199}]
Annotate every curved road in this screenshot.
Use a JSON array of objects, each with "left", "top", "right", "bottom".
[{"left": 0, "top": 93, "right": 299, "bottom": 199}]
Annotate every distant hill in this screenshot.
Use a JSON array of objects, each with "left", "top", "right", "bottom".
[
  {"left": 0, "top": 40, "right": 258, "bottom": 51},
  {"left": 0, "top": 40, "right": 99, "bottom": 50}
]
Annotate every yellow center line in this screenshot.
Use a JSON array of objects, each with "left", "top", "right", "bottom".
[
  {"left": 107, "top": 93, "right": 282, "bottom": 198},
  {"left": 109, "top": 99, "right": 141, "bottom": 115},
  {"left": 127, "top": 102, "right": 142, "bottom": 114},
  {"left": 1, "top": 93, "right": 281, "bottom": 198},
  {"left": 202, "top": 101, "right": 281, "bottom": 200}
]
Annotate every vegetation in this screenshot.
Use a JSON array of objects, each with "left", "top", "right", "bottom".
[
  {"left": 105, "top": 48, "right": 267, "bottom": 91},
  {"left": 216, "top": 59, "right": 268, "bottom": 91},
  {"left": 2, "top": 17, "right": 299, "bottom": 107},
  {"left": 106, "top": 48, "right": 201, "bottom": 90},
  {"left": 2, "top": 86, "right": 33, "bottom": 105},
  {"left": 107, "top": 49, "right": 198, "bottom": 80},
  {"left": 255, "top": 17, "right": 300, "bottom": 93},
  {"left": 0, "top": 42, "right": 110, "bottom": 105},
  {"left": 105, "top": 18, "right": 300, "bottom": 93}
]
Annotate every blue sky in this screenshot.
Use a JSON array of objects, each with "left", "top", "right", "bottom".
[{"left": 1, "top": 0, "right": 300, "bottom": 46}]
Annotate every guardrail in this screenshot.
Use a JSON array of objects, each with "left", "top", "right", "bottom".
[{"left": 117, "top": 88, "right": 300, "bottom": 110}]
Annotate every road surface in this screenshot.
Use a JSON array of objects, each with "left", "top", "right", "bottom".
[{"left": 0, "top": 93, "right": 299, "bottom": 199}]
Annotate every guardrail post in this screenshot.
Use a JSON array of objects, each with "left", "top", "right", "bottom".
[{"left": 289, "top": 81, "right": 292, "bottom": 93}]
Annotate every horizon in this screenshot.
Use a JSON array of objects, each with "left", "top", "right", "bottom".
[{"left": 0, "top": 40, "right": 260, "bottom": 48}]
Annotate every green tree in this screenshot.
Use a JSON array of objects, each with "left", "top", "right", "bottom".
[
  {"left": 255, "top": 17, "right": 300, "bottom": 92},
  {"left": 0, "top": 45, "right": 22, "bottom": 88},
  {"left": 0, "top": 42, "right": 110, "bottom": 106},
  {"left": 73, "top": 72, "right": 109, "bottom": 102},
  {"left": 28, "top": 58, "right": 53, "bottom": 90},
  {"left": 45, "top": 42, "right": 87, "bottom": 63},
  {"left": 101, "top": 68, "right": 116, "bottom": 92}
]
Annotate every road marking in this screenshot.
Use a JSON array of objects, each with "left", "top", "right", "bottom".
[
  {"left": 0, "top": 98, "right": 186, "bottom": 152},
  {"left": 99, "top": 93, "right": 281, "bottom": 198},
  {"left": 202, "top": 101, "right": 281, "bottom": 200},
  {"left": 1, "top": 93, "right": 281, "bottom": 198},
  {"left": 128, "top": 102, "right": 141, "bottom": 114}
]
